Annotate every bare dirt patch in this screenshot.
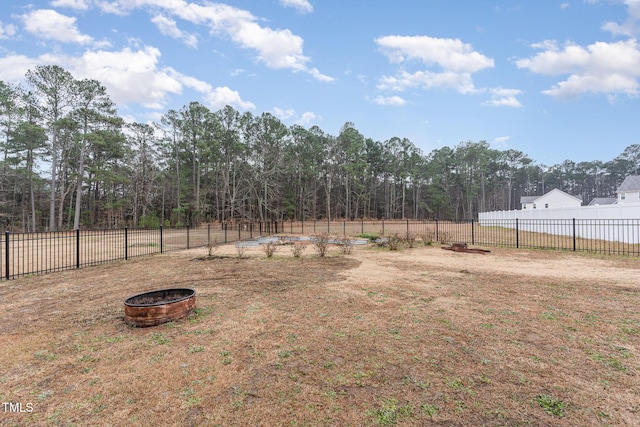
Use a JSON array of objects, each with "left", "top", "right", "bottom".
[{"left": 1, "top": 243, "right": 639, "bottom": 426}]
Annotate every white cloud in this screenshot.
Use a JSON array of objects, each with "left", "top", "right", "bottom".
[
  {"left": 307, "top": 67, "right": 334, "bottom": 82},
  {"left": 70, "top": 46, "right": 183, "bottom": 109},
  {"left": 20, "top": 9, "right": 109, "bottom": 47},
  {"left": 376, "top": 35, "right": 494, "bottom": 73},
  {"left": 0, "top": 21, "right": 17, "bottom": 39},
  {"left": 279, "top": 0, "right": 314, "bottom": 14},
  {"left": 167, "top": 69, "right": 212, "bottom": 94},
  {"left": 491, "top": 136, "right": 511, "bottom": 148},
  {"left": 272, "top": 107, "right": 296, "bottom": 120},
  {"left": 96, "top": 0, "right": 332, "bottom": 81},
  {"left": 271, "top": 108, "right": 320, "bottom": 125},
  {"left": 75, "top": 47, "right": 254, "bottom": 111},
  {"left": 601, "top": 0, "right": 640, "bottom": 36},
  {"left": 151, "top": 14, "right": 198, "bottom": 48},
  {"left": 378, "top": 70, "right": 477, "bottom": 94},
  {"left": 95, "top": 1, "right": 128, "bottom": 15},
  {"left": 296, "top": 111, "right": 318, "bottom": 125},
  {"left": 483, "top": 88, "right": 524, "bottom": 108},
  {"left": 375, "top": 35, "right": 493, "bottom": 95},
  {"left": 0, "top": 45, "right": 253, "bottom": 112},
  {"left": 371, "top": 95, "right": 407, "bottom": 106},
  {"left": 204, "top": 86, "right": 255, "bottom": 110},
  {"left": 50, "top": 0, "right": 90, "bottom": 10},
  {"left": 516, "top": 39, "right": 640, "bottom": 99},
  {"left": 0, "top": 54, "right": 41, "bottom": 82}
]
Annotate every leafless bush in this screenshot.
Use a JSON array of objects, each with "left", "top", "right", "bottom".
[
  {"left": 291, "top": 242, "right": 307, "bottom": 258},
  {"left": 405, "top": 232, "right": 417, "bottom": 248},
  {"left": 236, "top": 245, "right": 247, "bottom": 259},
  {"left": 313, "top": 232, "right": 332, "bottom": 257},
  {"left": 419, "top": 231, "right": 436, "bottom": 246},
  {"left": 387, "top": 233, "right": 401, "bottom": 251},
  {"left": 206, "top": 238, "right": 219, "bottom": 257},
  {"left": 263, "top": 241, "right": 279, "bottom": 258},
  {"left": 438, "top": 231, "right": 453, "bottom": 244},
  {"left": 336, "top": 236, "right": 354, "bottom": 255}
]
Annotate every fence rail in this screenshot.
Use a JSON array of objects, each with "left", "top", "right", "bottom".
[{"left": 2, "top": 218, "right": 639, "bottom": 280}]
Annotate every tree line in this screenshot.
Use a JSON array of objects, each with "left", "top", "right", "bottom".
[{"left": 1, "top": 65, "right": 638, "bottom": 232}]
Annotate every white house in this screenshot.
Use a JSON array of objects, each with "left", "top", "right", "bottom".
[
  {"left": 520, "top": 188, "right": 582, "bottom": 210},
  {"left": 587, "top": 197, "right": 617, "bottom": 206},
  {"left": 616, "top": 175, "right": 640, "bottom": 203}
]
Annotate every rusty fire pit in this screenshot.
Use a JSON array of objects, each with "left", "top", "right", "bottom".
[{"left": 124, "top": 288, "right": 196, "bottom": 327}]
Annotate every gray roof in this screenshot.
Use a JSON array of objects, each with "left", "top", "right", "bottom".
[
  {"left": 587, "top": 197, "right": 617, "bottom": 206},
  {"left": 617, "top": 175, "right": 640, "bottom": 192}
]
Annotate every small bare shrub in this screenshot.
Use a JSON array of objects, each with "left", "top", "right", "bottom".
[
  {"left": 263, "top": 241, "right": 279, "bottom": 258},
  {"left": 387, "top": 233, "right": 401, "bottom": 251},
  {"left": 419, "top": 231, "right": 436, "bottom": 246},
  {"left": 336, "top": 236, "right": 354, "bottom": 255},
  {"left": 438, "top": 231, "right": 453, "bottom": 244},
  {"left": 206, "top": 238, "right": 219, "bottom": 257},
  {"left": 405, "top": 232, "right": 417, "bottom": 248},
  {"left": 313, "top": 232, "right": 332, "bottom": 257},
  {"left": 236, "top": 245, "right": 247, "bottom": 259},
  {"left": 291, "top": 242, "right": 307, "bottom": 258}
]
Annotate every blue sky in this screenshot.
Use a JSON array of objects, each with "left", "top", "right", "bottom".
[{"left": 1, "top": 0, "right": 639, "bottom": 166}]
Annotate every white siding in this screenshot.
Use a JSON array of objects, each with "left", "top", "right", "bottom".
[
  {"left": 619, "top": 190, "right": 640, "bottom": 202},
  {"left": 521, "top": 189, "right": 581, "bottom": 210},
  {"left": 479, "top": 203, "right": 640, "bottom": 243}
]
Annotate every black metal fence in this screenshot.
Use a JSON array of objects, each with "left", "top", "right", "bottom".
[
  {"left": 1, "top": 223, "right": 257, "bottom": 281},
  {"left": 2, "top": 218, "right": 639, "bottom": 280}
]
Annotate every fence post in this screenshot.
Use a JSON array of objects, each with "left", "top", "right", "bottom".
[
  {"left": 125, "top": 227, "right": 128, "bottom": 260},
  {"left": 407, "top": 219, "right": 409, "bottom": 235},
  {"left": 471, "top": 219, "right": 475, "bottom": 245},
  {"left": 76, "top": 229, "right": 80, "bottom": 269},
  {"left": 238, "top": 223, "right": 241, "bottom": 241},
  {"left": 361, "top": 218, "right": 364, "bottom": 235},
  {"left": 572, "top": 218, "right": 576, "bottom": 251},
  {"left": 435, "top": 219, "right": 438, "bottom": 242},
  {"left": 301, "top": 218, "right": 304, "bottom": 234},
  {"left": 5, "top": 231, "right": 9, "bottom": 280},
  {"left": 382, "top": 219, "right": 385, "bottom": 235},
  {"left": 343, "top": 221, "right": 346, "bottom": 236},
  {"left": 224, "top": 223, "right": 228, "bottom": 243},
  {"left": 187, "top": 225, "right": 190, "bottom": 249},
  {"left": 207, "top": 223, "right": 211, "bottom": 244},
  {"left": 515, "top": 218, "right": 519, "bottom": 249},
  {"left": 160, "top": 225, "right": 164, "bottom": 253}
]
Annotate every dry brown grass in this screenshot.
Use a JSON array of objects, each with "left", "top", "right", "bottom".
[{"left": 1, "top": 242, "right": 639, "bottom": 426}]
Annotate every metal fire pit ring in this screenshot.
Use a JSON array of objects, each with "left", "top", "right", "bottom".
[{"left": 124, "top": 288, "right": 196, "bottom": 327}]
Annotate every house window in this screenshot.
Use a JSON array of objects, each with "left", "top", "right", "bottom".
[
  {"left": 523, "top": 205, "right": 527, "bottom": 209},
  {"left": 545, "top": 203, "right": 549, "bottom": 208},
  {"left": 621, "top": 194, "right": 626, "bottom": 200},
  {"left": 533, "top": 204, "right": 536, "bottom": 209}
]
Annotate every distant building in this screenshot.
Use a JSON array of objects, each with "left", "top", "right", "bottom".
[
  {"left": 520, "top": 189, "right": 582, "bottom": 210},
  {"left": 587, "top": 197, "right": 617, "bottom": 206},
  {"left": 616, "top": 175, "right": 640, "bottom": 203}
]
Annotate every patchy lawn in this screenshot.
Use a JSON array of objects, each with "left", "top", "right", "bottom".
[{"left": 1, "top": 242, "right": 639, "bottom": 426}]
